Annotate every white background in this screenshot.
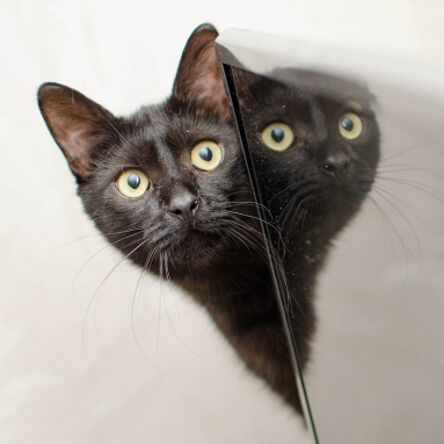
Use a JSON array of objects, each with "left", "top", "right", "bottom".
[{"left": 1, "top": 1, "right": 443, "bottom": 443}]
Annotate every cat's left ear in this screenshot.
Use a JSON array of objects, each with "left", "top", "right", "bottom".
[{"left": 173, "top": 23, "right": 230, "bottom": 121}]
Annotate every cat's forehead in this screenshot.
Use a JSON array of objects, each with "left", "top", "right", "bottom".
[
  {"left": 249, "top": 75, "right": 373, "bottom": 123},
  {"left": 277, "top": 86, "right": 371, "bottom": 114},
  {"left": 129, "top": 104, "right": 170, "bottom": 136},
  {"left": 128, "top": 102, "right": 233, "bottom": 142}
]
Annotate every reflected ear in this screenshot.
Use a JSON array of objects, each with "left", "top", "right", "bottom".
[
  {"left": 37, "top": 83, "right": 118, "bottom": 182},
  {"left": 173, "top": 23, "right": 230, "bottom": 121}
]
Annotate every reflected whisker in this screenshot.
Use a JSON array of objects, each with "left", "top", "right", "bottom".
[
  {"left": 372, "top": 186, "right": 423, "bottom": 264},
  {"left": 376, "top": 176, "right": 444, "bottom": 205}
]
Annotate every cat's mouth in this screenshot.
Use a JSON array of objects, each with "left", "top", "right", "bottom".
[
  {"left": 154, "top": 227, "right": 223, "bottom": 263},
  {"left": 146, "top": 208, "right": 257, "bottom": 268}
]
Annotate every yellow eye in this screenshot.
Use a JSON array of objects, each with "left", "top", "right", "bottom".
[
  {"left": 191, "top": 141, "right": 223, "bottom": 171},
  {"left": 117, "top": 169, "right": 149, "bottom": 198},
  {"left": 338, "top": 112, "right": 363, "bottom": 140},
  {"left": 261, "top": 123, "right": 294, "bottom": 151}
]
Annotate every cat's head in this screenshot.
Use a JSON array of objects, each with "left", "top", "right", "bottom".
[
  {"left": 38, "top": 24, "right": 253, "bottom": 276},
  {"left": 233, "top": 68, "right": 380, "bottom": 245}
]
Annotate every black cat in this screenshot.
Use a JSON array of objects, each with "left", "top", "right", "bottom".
[{"left": 38, "top": 24, "right": 306, "bottom": 411}]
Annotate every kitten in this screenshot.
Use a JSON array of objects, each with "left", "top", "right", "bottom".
[{"left": 37, "top": 24, "right": 306, "bottom": 412}]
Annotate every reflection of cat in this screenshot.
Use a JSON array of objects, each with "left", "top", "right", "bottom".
[
  {"left": 37, "top": 24, "right": 307, "bottom": 413},
  {"left": 232, "top": 67, "right": 380, "bottom": 364}
]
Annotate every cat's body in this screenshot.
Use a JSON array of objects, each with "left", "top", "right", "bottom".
[
  {"left": 76, "top": 89, "right": 305, "bottom": 409},
  {"left": 38, "top": 24, "right": 306, "bottom": 411},
  {"left": 37, "top": 24, "right": 379, "bottom": 414}
]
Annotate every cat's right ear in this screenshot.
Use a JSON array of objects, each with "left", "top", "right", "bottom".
[{"left": 37, "top": 83, "right": 118, "bottom": 183}]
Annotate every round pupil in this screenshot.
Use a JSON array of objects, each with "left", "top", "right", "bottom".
[
  {"left": 271, "top": 127, "right": 285, "bottom": 143},
  {"left": 341, "top": 116, "right": 354, "bottom": 131},
  {"left": 127, "top": 173, "right": 141, "bottom": 189},
  {"left": 198, "top": 146, "right": 213, "bottom": 162}
]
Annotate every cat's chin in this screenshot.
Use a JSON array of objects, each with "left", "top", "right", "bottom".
[{"left": 158, "top": 230, "right": 224, "bottom": 269}]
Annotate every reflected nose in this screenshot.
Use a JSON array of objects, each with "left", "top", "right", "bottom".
[
  {"left": 168, "top": 189, "right": 199, "bottom": 220},
  {"left": 321, "top": 152, "right": 350, "bottom": 177}
]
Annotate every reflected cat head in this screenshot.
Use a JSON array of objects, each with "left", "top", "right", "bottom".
[{"left": 233, "top": 68, "right": 380, "bottom": 245}]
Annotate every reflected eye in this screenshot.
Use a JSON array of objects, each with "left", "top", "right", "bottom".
[
  {"left": 191, "top": 141, "right": 223, "bottom": 171},
  {"left": 117, "top": 169, "right": 149, "bottom": 198},
  {"left": 338, "top": 112, "right": 363, "bottom": 140},
  {"left": 261, "top": 123, "right": 294, "bottom": 151}
]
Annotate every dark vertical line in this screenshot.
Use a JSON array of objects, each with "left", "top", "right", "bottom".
[{"left": 222, "top": 63, "right": 319, "bottom": 444}]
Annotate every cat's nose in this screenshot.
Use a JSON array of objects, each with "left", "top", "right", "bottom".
[
  {"left": 168, "top": 190, "right": 200, "bottom": 220},
  {"left": 321, "top": 153, "right": 350, "bottom": 178}
]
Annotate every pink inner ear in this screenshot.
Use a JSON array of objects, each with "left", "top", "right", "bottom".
[
  {"left": 173, "top": 26, "right": 231, "bottom": 121},
  {"left": 194, "top": 72, "right": 231, "bottom": 121},
  {"left": 39, "top": 83, "right": 116, "bottom": 180},
  {"left": 65, "top": 127, "right": 96, "bottom": 174},
  {"left": 49, "top": 112, "right": 99, "bottom": 179},
  {"left": 191, "top": 47, "right": 230, "bottom": 120}
]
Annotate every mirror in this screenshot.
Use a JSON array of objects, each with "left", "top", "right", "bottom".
[{"left": 218, "top": 31, "right": 444, "bottom": 443}]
